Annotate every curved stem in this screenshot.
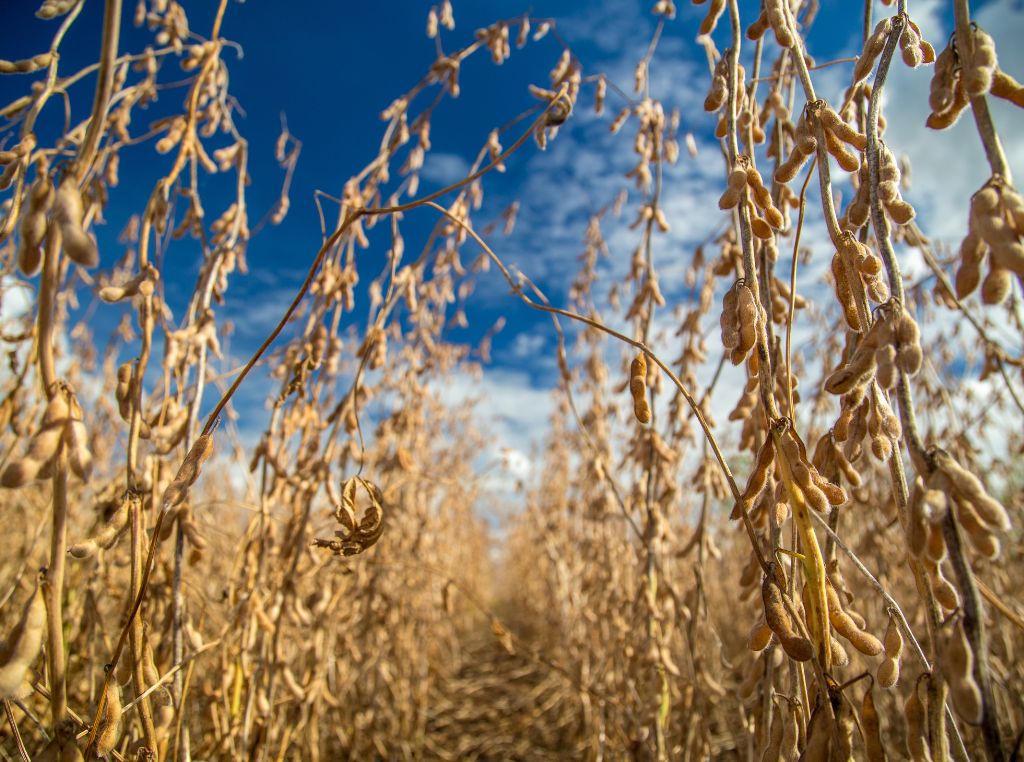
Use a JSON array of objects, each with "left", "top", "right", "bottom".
[
  {"left": 785, "top": 158, "right": 816, "bottom": 420},
  {"left": 128, "top": 498, "right": 158, "bottom": 752},
  {"left": 953, "top": 0, "right": 1011, "bottom": 182},
  {"left": 45, "top": 448, "right": 69, "bottom": 729},
  {"left": 3, "top": 700, "right": 29, "bottom": 762},
  {"left": 74, "top": 0, "right": 121, "bottom": 182}
]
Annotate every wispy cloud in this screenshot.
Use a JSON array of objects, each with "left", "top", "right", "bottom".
[
  {"left": 428, "top": 363, "right": 555, "bottom": 511},
  {"left": 421, "top": 151, "right": 472, "bottom": 186}
]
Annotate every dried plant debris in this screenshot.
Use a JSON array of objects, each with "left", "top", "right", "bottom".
[{"left": 314, "top": 477, "right": 385, "bottom": 556}]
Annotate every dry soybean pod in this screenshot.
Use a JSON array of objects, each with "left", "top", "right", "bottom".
[
  {"left": 18, "top": 169, "right": 53, "bottom": 276},
  {"left": 761, "top": 564, "right": 813, "bottom": 662},
  {"left": 629, "top": 352, "right": 651, "bottom": 424},
  {"left": 764, "top": 0, "right": 794, "bottom": 48},
  {"left": 53, "top": 176, "right": 99, "bottom": 268},
  {"left": 802, "top": 699, "right": 833, "bottom": 761},
  {"left": 747, "top": 616, "right": 773, "bottom": 652},
  {"left": 719, "top": 165, "right": 748, "bottom": 209},
  {"left": 877, "top": 615, "right": 903, "bottom": 688},
  {"left": 905, "top": 674, "right": 934, "bottom": 762},
  {"left": 934, "top": 449, "right": 1011, "bottom": 531},
  {"left": 95, "top": 673, "right": 122, "bottom": 757},
  {"left": 963, "top": 26, "right": 997, "bottom": 97},
  {"left": 735, "top": 281, "right": 758, "bottom": 359},
  {"left": 861, "top": 679, "right": 887, "bottom": 762},
  {"left": 944, "top": 618, "right": 982, "bottom": 724},
  {"left": 854, "top": 17, "right": 893, "bottom": 83},
  {"left": 0, "top": 580, "right": 46, "bottom": 698},
  {"left": 760, "top": 697, "right": 784, "bottom": 762},
  {"left": 991, "top": 67, "right": 1024, "bottom": 106},
  {"left": 926, "top": 80, "right": 970, "bottom": 129},
  {"left": 733, "top": 434, "right": 775, "bottom": 519}
]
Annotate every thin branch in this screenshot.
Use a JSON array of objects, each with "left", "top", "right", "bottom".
[
  {"left": 3, "top": 701, "right": 29, "bottom": 762},
  {"left": 942, "top": 511, "right": 1006, "bottom": 762},
  {"left": 953, "top": 0, "right": 1011, "bottom": 181},
  {"left": 74, "top": 0, "right": 122, "bottom": 182}
]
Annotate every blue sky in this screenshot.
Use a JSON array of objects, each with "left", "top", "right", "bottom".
[{"left": 3, "top": 0, "right": 1023, "bottom": 495}]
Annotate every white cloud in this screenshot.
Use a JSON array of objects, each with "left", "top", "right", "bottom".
[
  {"left": 421, "top": 151, "right": 472, "bottom": 186},
  {"left": 429, "top": 364, "right": 555, "bottom": 507},
  {"left": 0, "top": 276, "right": 33, "bottom": 323},
  {"left": 0, "top": 277, "right": 36, "bottom": 389},
  {"left": 221, "top": 285, "right": 307, "bottom": 341},
  {"left": 504, "top": 330, "right": 549, "bottom": 360}
]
